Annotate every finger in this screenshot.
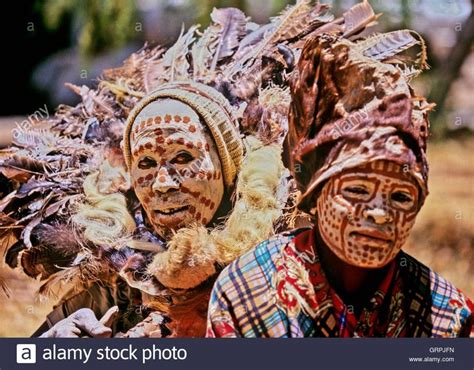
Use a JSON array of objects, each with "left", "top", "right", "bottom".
[
  {"left": 72, "top": 309, "right": 112, "bottom": 338},
  {"left": 56, "top": 324, "right": 81, "bottom": 338},
  {"left": 63, "top": 331, "right": 81, "bottom": 338},
  {"left": 99, "top": 306, "right": 119, "bottom": 328},
  {"left": 70, "top": 325, "right": 82, "bottom": 336},
  {"left": 40, "top": 321, "right": 81, "bottom": 338}
]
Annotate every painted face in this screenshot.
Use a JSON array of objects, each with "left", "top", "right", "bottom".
[
  {"left": 316, "top": 160, "right": 419, "bottom": 268},
  {"left": 129, "top": 99, "right": 224, "bottom": 238}
]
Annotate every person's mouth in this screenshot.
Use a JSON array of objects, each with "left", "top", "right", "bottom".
[
  {"left": 349, "top": 230, "right": 392, "bottom": 247},
  {"left": 154, "top": 205, "right": 189, "bottom": 216},
  {"left": 152, "top": 205, "right": 191, "bottom": 228}
]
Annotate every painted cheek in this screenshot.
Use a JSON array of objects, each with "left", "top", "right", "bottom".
[
  {"left": 180, "top": 158, "right": 223, "bottom": 227},
  {"left": 332, "top": 195, "right": 354, "bottom": 254},
  {"left": 317, "top": 184, "right": 345, "bottom": 254},
  {"left": 387, "top": 208, "right": 416, "bottom": 261}
]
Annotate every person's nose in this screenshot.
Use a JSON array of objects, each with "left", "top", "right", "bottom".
[
  {"left": 362, "top": 207, "right": 393, "bottom": 225},
  {"left": 152, "top": 167, "right": 180, "bottom": 193}
]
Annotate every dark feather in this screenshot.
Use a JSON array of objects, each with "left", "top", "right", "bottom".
[
  {"left": 3, "top": 155, "right": 51, "bottom": 173},
  {"left": 5, "top": 240, "right": 24, "bottom": 268},
  {"left": 233, "top": 23, "right": 274, "bottom": 61},
  {"left": 210, "top": 8, "right": 247, "bottom": 71}
]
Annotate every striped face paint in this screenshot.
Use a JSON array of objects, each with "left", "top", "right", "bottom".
[
  {"left": 130, "top": 99, "right": 224, "bottom": 238},
  {"left": 316, "top": 160, "right": 419, "bottom": 268}
]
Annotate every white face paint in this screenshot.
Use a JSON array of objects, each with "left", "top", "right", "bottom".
[
  {"left": 129, "top": 99, "right": 225, "bottom": 238},
  {"left": 316, "top": 160, "right": 420, "bottom": 268}
]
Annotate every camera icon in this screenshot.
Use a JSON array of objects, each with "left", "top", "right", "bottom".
[{"left": 16, "top": 344, "right": 37, "bottom": 364}]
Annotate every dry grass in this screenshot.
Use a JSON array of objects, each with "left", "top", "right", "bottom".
[
  {"left": 404, "top": 137, "right": 474, "bottom": 297},
  {"left": 0, "top": 269, "right": 54, "bottom": 337},
  {"left": 0, "top": 137, "right": 472, "bottom": 337}
]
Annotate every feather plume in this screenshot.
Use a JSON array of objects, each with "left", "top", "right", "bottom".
[
  {"left": 356, "top": 29, "right": 428, "bottom": 71},
  {"left": 161, "top": 25, "right": 198, "bottom": 82},
  {"left": 3, "top": 155, "right": 51, "bottom": 173},
  {"left": 226, "top": 0, "right": 316, "bottom": 78},
  {"left": 342, "top": 0, "right": 380, "bottom": 37},
  {"left": 357, "top": 30, "right": 418, "bottom": 59},
  {"left": 192, "top": 8, "right": 247, "bottom": 80},
  {"left": 210, "top": 8, "right": 247, "bottom": 71},
  {"left": 233, "top": 23, "right": 274, "bottom": 61}
]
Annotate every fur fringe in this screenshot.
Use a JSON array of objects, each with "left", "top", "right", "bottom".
[{"left": 72, "top": 172, "right": 136, "bottom": 248}]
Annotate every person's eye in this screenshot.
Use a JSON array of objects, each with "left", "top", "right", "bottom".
[
  {"left": 138, "top": 157, "right": 157, "bottom": 169},
  {"left": 391, "top": 191, "right": 413, "bottom": 203},
  {"left": 344, "top": 186, "right": 369, "bottom": 195},
  {"left": 171, "top": 152, "right": 194, "bottom": 165}
]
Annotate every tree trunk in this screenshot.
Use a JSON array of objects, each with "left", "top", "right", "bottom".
[{"left": 428, "top": 8, "right": 474, "bottom": 132}]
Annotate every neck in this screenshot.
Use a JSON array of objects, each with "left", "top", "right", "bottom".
[{"left": 314, "top": 228, "right": 389, "bottom": 309}]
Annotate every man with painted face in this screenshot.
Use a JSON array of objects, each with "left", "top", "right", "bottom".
[
  {"left": 206, "top": 34, "right": 474, "bottom": 338},
  {"left": 38, "top": 81, "right": 288, "bottom": 338}
]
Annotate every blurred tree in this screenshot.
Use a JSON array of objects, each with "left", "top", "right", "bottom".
[
  {"left": 429, "top": 6, "right": 474, "bottom": 135},
  {"left": 400, "top": 0, "right": 411, "bottom": 28},
  {"left": 39, "top": 0, "right": 137, "bottom": 57}
]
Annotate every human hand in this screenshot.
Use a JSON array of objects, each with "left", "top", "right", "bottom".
[{"left": 40, "top": 306, "right": 118, "bottom": 338}]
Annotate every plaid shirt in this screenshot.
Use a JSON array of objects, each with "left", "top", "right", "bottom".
[{"left": 207, "top": 228, "right": 474, "bottom": 337}]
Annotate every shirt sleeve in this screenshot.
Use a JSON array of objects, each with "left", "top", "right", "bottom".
[{"left": 206, "top": 279, "right": 241, "bottom": 338}]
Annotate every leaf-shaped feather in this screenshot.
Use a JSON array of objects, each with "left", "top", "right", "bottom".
[
  {"left": 233, "top": 23, "right": 274, "bottom": 61},
  {"left": 343, "top": 0, "right": 380, "bottom": 37},
  {"left": 192, "top": 8, "right": 246, "bottom": 80},
  {"left": 191, "top": 27, "right": 215, "bottom": 79},
  {"left": 162, "top": 25, "right": 198, "bottom": 82},
  {"left": 356, "top": 29, "right": 428, "bottom": 70},
  {"left": 4, "top": 155, "right": 51, "bottom": 173},
  {"left": 270, "top": 0, "right": 316, "bottom": 42},
  {"left": 210, "top": 8, "right": 247, "bottom": 71},
  {"left": 226, "top": 0, "right": 316, "bottom": 78}
]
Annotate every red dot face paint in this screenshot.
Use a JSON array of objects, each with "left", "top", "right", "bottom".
[
  {"left": 129, "top": 99, "right": 225, "bottom": 239},
  {"left": 316, "top": 160, "right": 419, "bottom": 269}
]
